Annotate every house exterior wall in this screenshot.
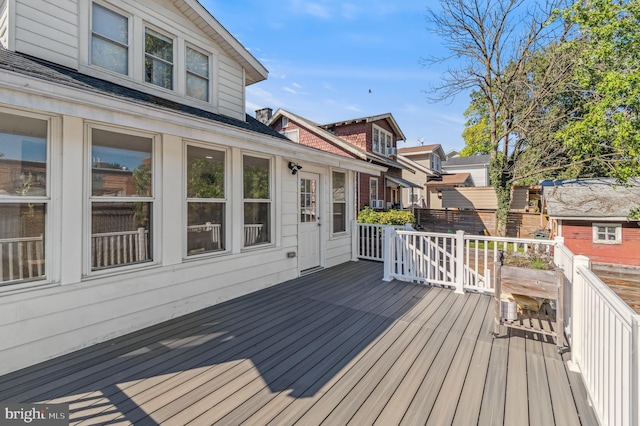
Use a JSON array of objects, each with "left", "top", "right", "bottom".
[
  {"left": 273, "top": 118, "right": 357, "bottom": 159},
  {"left": 560, "top": 220, "right": 640, "bottom": 266},
  {"left": 442, "top": 164, "right": 489, "bottom": 186},
  {"left": 329, "top": 122, "right": 369, "bottom": 151},
  {"left": 7, "top": 0, "right": 247, "bottom": 121}
]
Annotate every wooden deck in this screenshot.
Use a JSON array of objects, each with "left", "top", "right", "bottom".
[{"left": 0, "top": 261, "right": 597, "bottom": 425}]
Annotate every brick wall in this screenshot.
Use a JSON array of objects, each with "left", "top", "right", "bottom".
[{"left": 328, "top": 122, "right": 369, "bottom": 151}]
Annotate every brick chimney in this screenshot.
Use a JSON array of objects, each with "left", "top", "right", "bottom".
[{"left": 255, "top": 107, "right": 273, "bottom": 124}]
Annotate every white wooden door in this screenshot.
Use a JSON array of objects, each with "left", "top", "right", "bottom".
[{"left": 299, "top": 172, "right": 321, "bottom": 271}]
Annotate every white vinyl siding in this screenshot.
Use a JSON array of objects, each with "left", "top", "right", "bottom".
[
  {"left": 218, "top": 56, "right": 244, "bottom": 120},
  {"left": 14, "top": 0, "right": 79, "bottom": 69}
]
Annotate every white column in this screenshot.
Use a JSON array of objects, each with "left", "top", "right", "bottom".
[
  {"left": 568, "top": 254, "right": 590, "bottom": 373},
  {"left": 382, "top": 226, "right": 393, "bottom": 282},
  {"left": 161, "top": 134, "right": 183, "bottom": 265},
  {"left": 351, "top": 220, "right": 359, "bottom": 262}
]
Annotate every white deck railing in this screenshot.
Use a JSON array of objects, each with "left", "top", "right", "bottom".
[
  {"left": 354, "top": 222, "right": 639, "bottom": 426},
  {"left": 0, "top": 235, "right": 45, "bottom": 283},
  {"left": 91, "top": 228, "right": 149, "bottom": 269}
]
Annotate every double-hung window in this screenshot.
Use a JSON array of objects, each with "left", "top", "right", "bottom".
[
  {"left": 90, "top": 128, "right": 154, "bottom": 270},
  {"left": 91, "top": 3, "right": 128, "bottom": 75},
  {"left": 145, "top": 27, "right": 174, "bottom": 90},
  {"left": 370, "top": 178, "right": 378, "bottom": 201},
  {"left": 332, "top": 171, "right": 347, "bottom": 234},
  {"left": 243, "top": 155, "right": 271, "bottom": 247},
  {"left": 0, "top": 111, "right": 49, "bottom": 285},
  {"left": 186, "top": 47, "right": 209, "bottom": 102},
  {"left": 186, "top": 145, "right": 225, "bottom": 255}
]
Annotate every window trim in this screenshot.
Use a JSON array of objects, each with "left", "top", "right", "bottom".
[
  {"left": 0, "top": 107, "right": 56, "bottom": 288},
  {"left": 185, "top": 44, "right": 211, "bottom": 102},
  {"left": 241, "top": 152, "right": 274, "bottom": 249},
  {"left": 592, "top": 223, "right": 622, "bottom": 244},
  {"left": 331, "top": 169, "right": 348, "bottom": 236},
  {"left": 184, "top": 141, "right": 229, "bottom": 258},
  {"left": 370, "top": 177, "right": 379, "bottom": 202},
  {"left": 89, "top": 1, "right": 131, "bottom": 77},
  {"left": 84, "top": 123, "right": 160, "bottom": 276},
  {"left": 372, "top": 124, "right": 394, "bottom": 156},
  {"left": 143, "top": 25, "right": 176, "bottom": 91}
]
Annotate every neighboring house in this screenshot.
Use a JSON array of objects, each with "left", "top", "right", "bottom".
[
  {"left": 265, "top": 109, "right": 419, "bottom": 211},
  {"left": 442, "top": 154, "right": 491, "bottom": 187},
  {"left": 543, "top": 178, "right": 640, "bottom": 266},
  {"left": 396, "top": 154, "right": 439, "bottom": 209},
  {"left": 0, "top": 0, "right": 384, "bottom": 374}
]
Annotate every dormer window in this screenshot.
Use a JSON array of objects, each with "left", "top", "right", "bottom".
[
  {"left": 91, "top": 3, "right": 129, "bottom": 75},
  {"left": 145, "top": 27, "right": 174, "bottom": 90},
  {"left": 372, "top": 125, "right": 394, "bottom": 156},
  {"left": 186, "top": 46, "right": 209, "bottom": 102}
]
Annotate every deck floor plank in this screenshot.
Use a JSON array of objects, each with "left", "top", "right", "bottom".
[{"left": 0, "top": 261, "right": 595, "bottom": 426}]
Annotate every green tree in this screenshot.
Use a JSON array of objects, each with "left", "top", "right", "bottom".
[
  {"left": 425, "top": 0, "right": 575, "bottom": 234},
  {"left": 559, "top": 0, "right": 640, "bottom": 182},
  {"left": 460, "top": 91, "right": 491, "bottom": 156}
]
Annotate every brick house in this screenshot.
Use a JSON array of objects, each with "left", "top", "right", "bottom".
[{"left": 264, "top": 109, "right": 419, "bottom": 212}]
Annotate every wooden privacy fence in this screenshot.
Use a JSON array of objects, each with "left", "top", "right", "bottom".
[{"left": 0, "top": 235, "right": 44, "bottom": 283}]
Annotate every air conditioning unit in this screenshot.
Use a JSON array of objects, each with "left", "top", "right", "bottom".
[
  {"left": 370, "top": 200, "right": 384, "bottom": 209},
  {"left": 386, "top": 147, "right": 397, "bottom": 156}
]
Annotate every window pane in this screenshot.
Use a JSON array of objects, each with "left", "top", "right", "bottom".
[
  {"left": 145, "top": 28, "right": 172, "bottom": 62},
  {"left": 333, "top": 203, "right": 346, "bottom": 233},
  {"left": 93, "top": 3, "right": 128, "bottom": 45},
  {"left": 91, "top": 37, "right": 128, "bottom": 75},
  {"left": 186, "top": 47, "right": 208, "bottom": 78},
  {"left": 332, "top": 171, "right": 345, "bottom": 202},
  {"left": 243, "top": 156, "right": 270, "bottom": 199},
  {"left": 186, "top": 74, "right": 208, "bottom": 101},
  {"left": 92, "top": 129, "right": 152, "bottom": 197},
  {"left": 145, "top": 57, "right": 173, "bottom": 89},
  {"left": 0, "top": 113, "right": 47, "bottom": 197},
  {"left": 187, "top": 202, "right": 224, "bottom": 254},
  {"left": 91, "top": 202, "right": 152, "bottom": 270},
  {"left": 0, "top": 203, "right": 46, "bottom": 284},
  {"left": 187, "top": 146, "right": 224, "bottom": 198},
  {"left": 244, "top": 202, "right": 270, "bottom": 246}
]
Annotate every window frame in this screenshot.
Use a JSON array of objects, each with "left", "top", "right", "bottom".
[
  {"left": 144, "top": 25, "right": 175, "bottom": 91},
  {"left": 185, "top": 44, "right": 211, "bottom": 102},
  {"left": 242, "top": 153, "right": 274, "bottom": 249},
  {"left": 372, "top": 124, "right": 393, "bottom": 156},
  {"left": 85, "top": 123, "right": 160, "bottom": 276},
  {"left": 0, "top": 108, "right": 55, "bottom": 288},
  {"left": 370, "top": 177, "right": 379, "bottom": 202},
  {"left": 331, "top": 170, "right": 348, "bottom": 235},
  {"left": 184, "top": 142, "right": 229, "bottom": 258},
  {"left": 90, "top": 2, "right": 131, "bottom": 76},
  {"left": 592, "top": 223, "right": 622, "bottom": 244}
]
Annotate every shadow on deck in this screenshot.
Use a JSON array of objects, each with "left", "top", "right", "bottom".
[{"left": 0, "top": 261, "right": 596, "bottom": 425}]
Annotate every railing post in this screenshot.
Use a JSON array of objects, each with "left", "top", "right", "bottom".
[
  {"left": 137, "top": 227, "right": 146, "bottom": 261},
  {"left": 383, "top": 226, "right": 393, "bottom": 282},
  {"left": 553, "top": 236, "right": 564, "bottom": 267},
  {"left": 568, "top": 255, "right": 590, "bottom": 372},
  {"left": 632, "top": 315, "right": 640, "bottom": 426},
  {"left": 351, "top": 221, "right": 359, "bottom": 262},
  {"left": 454, "top": 230, "right": 465, "bottom": 294}
]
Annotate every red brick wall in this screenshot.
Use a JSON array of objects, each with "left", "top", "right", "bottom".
[
  {"left": 329, "top": 122, "right": 369, "bottom": 151},
  {"left": 561, "top": 220, "right": 640, "bottom": 266},
  {"left": 274, "top": 117, "right": 357, "bottom": 159}
]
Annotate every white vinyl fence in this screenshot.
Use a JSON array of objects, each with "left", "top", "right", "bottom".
[{"left": 354, "top": 222, "right": 639, "bottom": 426}]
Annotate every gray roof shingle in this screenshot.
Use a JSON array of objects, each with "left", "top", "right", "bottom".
[{"left": 0, "top": 48, "right": 287, "bottom": 140}]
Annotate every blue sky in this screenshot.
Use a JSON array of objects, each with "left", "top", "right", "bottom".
[{"left": 201, "top": 0, "right": 470, "bottom": 152}]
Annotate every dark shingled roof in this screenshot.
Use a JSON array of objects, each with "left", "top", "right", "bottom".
[
  {"left": 443, "top": 154, "right": 491, "bottom": 167},
  {"left": 0, "top": 48, "right": 287, "bottom": 140}
]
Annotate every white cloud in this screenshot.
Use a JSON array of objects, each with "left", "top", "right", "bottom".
[{"left": 283, "top": 86, "right": 298, "bottom": 94}]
